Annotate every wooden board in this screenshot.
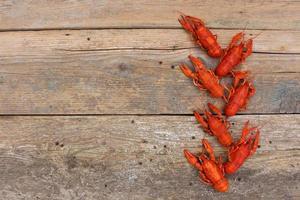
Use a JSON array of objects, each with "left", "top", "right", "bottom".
[
  {"left": 0, "top": 1, "right": 299, "bottom": 199},
  {"left": 1, "top": 29, "right": 299, "bottom": 54},
  {"left": 0, "top": 29, "right": 299, "bottom": 114},
  {"left": 0, "top": 115, "right": 299, "bottom": 199},
  {"left": 0, "top": 0, "right": 299, "bottom": 30}
]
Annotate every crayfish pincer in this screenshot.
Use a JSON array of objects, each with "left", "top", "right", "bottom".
[{"left": 184, "top": 139, "right": 229, "bottom": 192}]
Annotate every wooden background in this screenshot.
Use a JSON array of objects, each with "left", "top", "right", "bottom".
[{"left": 0, "top": 1, "right": 299, "bottom": 199}]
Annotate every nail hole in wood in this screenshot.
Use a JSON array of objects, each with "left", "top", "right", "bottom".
[
  {"left": 189, "top": 182, "right": 193, "bottom": 186},
  {"left": 171, "top": 65, "right": 175, "bottom": 69},
  {"left": 65, "top": 33, "right": 70, "bottom": 36},
  {"left": 237, "top": 177, "right": 241, "bottom": 181},
  {"left": 164, "top": 145, "right": 167, "bottom": 148},
  {"left": 269, "top": 141, "right": 272, "bottom": 144},
  {"left": 153, "top": 146, "right": 157, "bottom": 149},
  {"left": 55, "top": 141, "right": 59, "bottom": 146},
  {"left": 138, "top": 162, "right": 143, "bottom": 165},
  {"left": 192, "top": 136, "right": 195, "bottom": 140},
  {"left": 159, "top": 61, "right": 163, "bottom": 65},
  {"left": 87, "top": 37, "right": 90, "bottom": 41},
  {"left": 131, "top": 120, "right": 135, "bottom": 124},
  {"left": 258, "top": 145, "right": 261, "bottom": 148},
  {"left": 105, "top": 184, "right": 107, "bottom": 188},
  {"left": 60, "top": 144, "right": 64, "bottom": 147}
]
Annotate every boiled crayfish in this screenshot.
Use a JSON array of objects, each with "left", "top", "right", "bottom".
[
  {"left": 225, "top": 71, "right": 255, "bottom": 117},
  {"left": 194, "top": 103, "right": 233, "bottom": 147},
  {"left": 179, "top": 14, "right": 223, "bottom": 58},
  {"left": 184, "top": 139, "right": 229, "bottom": 192},
  {"left": 224, "top": 121, "right": 260, "bottom": 174},
  {"left": 180, "top": 55, "right": 228, "bottom": 101},
  {"left": 215, "top": 32, "right": 253, "bottom": 77}
]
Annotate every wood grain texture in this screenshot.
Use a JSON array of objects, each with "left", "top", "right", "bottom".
[
  {"left": 0, "top": 115, "right": 299, "bottom": 200},
  {"left": 0, "top": 29, "right": 299, "bottom": 114},
  {"left": 1, "top": 29, "right": 299, "bottom": 54},
  {"left": 0, "top": 0, "right": 299, "bottom": 30}
]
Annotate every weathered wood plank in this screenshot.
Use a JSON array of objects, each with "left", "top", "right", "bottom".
[
  {"left": 0, "top": 0, "right": 299, "bottom": 30},
  {"left": 0, "top": 51, "right": 299, "bottom": 114},
  {"left": 1, "top": 29, "right": 299, "bottom": 54},
  {"left": 0, "top": 115, "right": 299, "bottom": 199},
  {"left": 0, "top": 29, "right": 299, "bottom": 114}
]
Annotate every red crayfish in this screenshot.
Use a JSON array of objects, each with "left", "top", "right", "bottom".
[
  {"left": 179, "top": 14, "right": 223, "bottom": 58},
  {"left": 225, "top": 72, "right": 255, "bottom": 117},
  {"left": 180, "top": 55, "right": 228, "bottom": 100},
  {"left": 215, "top": 32, "right": 253, "bottom": 77},
  {"left": 184, "top": 139, "right": 229, "bottom": 192},
  {"left": 194, "top": 103, "right": 233, "bottom": 147},
  {"left": 224, "top": 121, "right": 260, "bottom": 174}
]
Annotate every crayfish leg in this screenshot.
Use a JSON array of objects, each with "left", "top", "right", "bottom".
[{"left": 199, "top": 171, "right": 212, "bottom": 185}]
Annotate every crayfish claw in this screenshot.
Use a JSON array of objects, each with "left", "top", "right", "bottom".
[
  {"left": 180, "top": 64, "right": 197, "bottom": 80},
  {"left": 188, "top": 55, "right": 205, "bottom": 71},
  {"left": 184, "top": 149, "right": 203, "bottom": 171},
  {"left": 202, "top": 139, "right": 216, "bottom": 162},
  {"left": 207, "top": 103, "right": 223, "bottom": 117},
  {"left": 250, "top": 129, "right": 260, "bottom": 156},
  {"left": 194, "top": 111, "right": 209, "bottom": 130}
]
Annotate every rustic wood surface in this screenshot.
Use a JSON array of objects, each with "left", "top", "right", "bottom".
[
  {"left": 0, "top": 1, "right": 299, "bottom": 199},
  {"left": 0, "top": 115, "right": 299, "bottom": 200},
  {"left": 0, "top": 0, "right": 299, "bottom": 30}
]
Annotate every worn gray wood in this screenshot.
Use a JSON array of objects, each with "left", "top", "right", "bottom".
[
  {"left": 0, "top": 29, "right": 299, "bottom": 54},
  {"left": 0, "top": 29, "right": 299, "bottom": 114},
  {"left": 0, "top": 0, "right": 299, "bottom": 30},
  {"left": 0, "top": 53, "right": 298, "bottom": 114},
  {"left": 0, "top": 115, "right": 299, "bottom": 200}
]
